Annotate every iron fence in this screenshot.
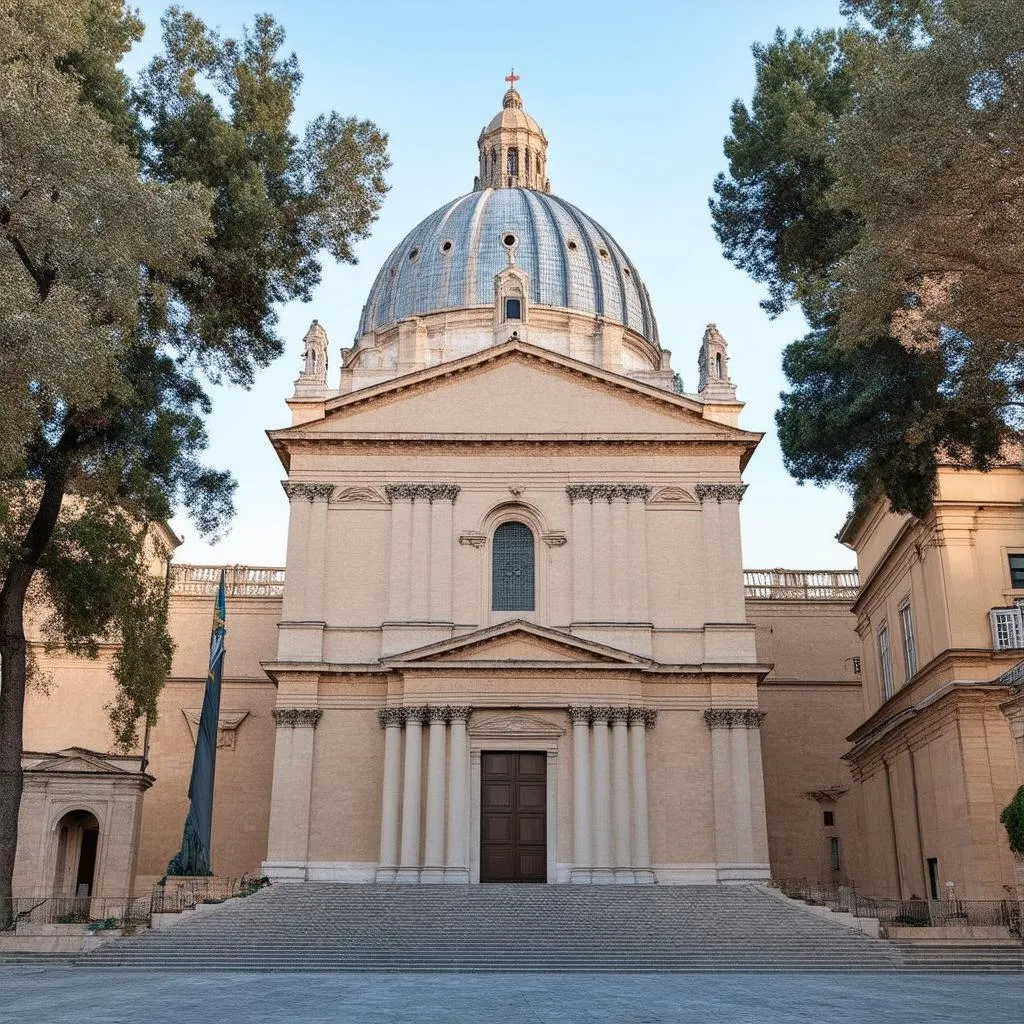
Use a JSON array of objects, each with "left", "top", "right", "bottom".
[
  {"left": 772, "top": 878, "right": 1023, "bottom": 937},
  {"left": 1, "top": 894, "right": 152, "bottom": 932},
  {"left": 150, "top": 874, "right": 269, "bottom": 914}
]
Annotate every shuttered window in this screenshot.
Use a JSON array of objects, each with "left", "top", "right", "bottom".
[{"left": 492, "top": 522, "right": 535, "bottom": 611}]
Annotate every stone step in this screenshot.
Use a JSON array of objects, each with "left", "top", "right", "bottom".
[{"left": 60, "top": 883, "right": 916, "bottom": 972}]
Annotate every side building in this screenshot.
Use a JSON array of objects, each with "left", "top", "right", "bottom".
[{"left": 839, "top": 462, "right": 1024, "bottom": 900}]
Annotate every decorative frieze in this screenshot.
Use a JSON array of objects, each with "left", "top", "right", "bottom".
[
  {"left": 333, "top": 486, "right": 386, "bottom": 504},
  {"left": 703, "top": 708, "right": 765, "bottom": 730},
  {"left": 568, "top": 705, "right": 657, "bottom": 727},
  {"left": 384, "top": 484, "right": 461, "bottom": 503},
  {"left": 694, "top": 483, "right": 748, "bottom": 504},
  {"left": 282, "top": 482, "right": 336, "bottom": 502},
  {"left": 566, "top": 484, "right": 652, "bottom": 503},
  {"left": 272, "top": 708, "right": 323, "bottom": 729}
]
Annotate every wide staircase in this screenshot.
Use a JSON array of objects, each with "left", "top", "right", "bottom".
[{"left": 71, "top": 884, "right": 904, "bottom": 971}]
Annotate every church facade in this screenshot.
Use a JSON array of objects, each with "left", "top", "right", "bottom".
[{"left": 263, "top": 84, "right": 770, "bottom": 885}]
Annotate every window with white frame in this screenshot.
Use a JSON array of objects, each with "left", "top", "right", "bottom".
[
  {"left": 898, "top": 600, "right": 917, "bottom": 680},
  {"left": 877, "top": 621, "right": 895, "bottom": 700},
  {"left": 1010, "top": 553, "right": 1024, "bottom": 590}
]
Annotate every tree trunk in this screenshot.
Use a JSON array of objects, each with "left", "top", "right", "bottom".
[{"left": 0, "top": 433, "right": 77, "bottom": 925}]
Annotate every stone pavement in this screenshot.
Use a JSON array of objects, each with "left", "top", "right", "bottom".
[{"left": 1, "top": 969, "right": 1022, "bottom": 1024}]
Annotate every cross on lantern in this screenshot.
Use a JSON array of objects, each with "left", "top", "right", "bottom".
[{"left": 505, "top": 68, "right": 520, "bottom": 87}]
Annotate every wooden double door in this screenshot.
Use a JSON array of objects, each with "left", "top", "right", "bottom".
[{"left": 480, "top": 751, "right": 547, "bottom": 882}]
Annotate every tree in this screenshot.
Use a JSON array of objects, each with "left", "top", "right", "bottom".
[
  {"left": 0, "top": 1, "right": 389, "bottom": 917},
  {"left": 711, "top": 0, "right": 1024, "bottom": 517}
]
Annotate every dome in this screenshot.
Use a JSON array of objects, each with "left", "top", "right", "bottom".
[
  {"left": 357, "top": 187, "right": 659, "bottom": 344},
  {"left": 484, "top": 87, "right": 545, "bottom": 135}
]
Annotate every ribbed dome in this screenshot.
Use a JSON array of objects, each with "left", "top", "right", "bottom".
[{"left": 357, "top": 188, "right": 659, "bottom": 344}]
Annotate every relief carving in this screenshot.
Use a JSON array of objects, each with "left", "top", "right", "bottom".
[
  {"left": 282, "top": 482, "right": 336, "bottom": 502},
  {"left": 566, "top": 484, "right": 652, "bottom": 503},
  {"left": 647, "top": 486, "right": 697, "bottom": 505},
  {"left": 334, "top": 486, "right": 386, "bottom": 504}
]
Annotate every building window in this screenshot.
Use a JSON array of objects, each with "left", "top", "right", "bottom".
[
  {"left": 898, "top": 600, "right": 917, "bottom": 679},
  {"left": 877, "top": 622, "right": 894, "bottom": 700},
  {"left": 492, "top": 521, "right": 534, "bottom": 611},
  {"left": 927, "top": 857, "right": 940, "bottom": 900},
  {"left": 1010, "top": 554, "right": 1024, "bottom": 589},
  {"left": 504, "top": 297, "right": 521, "bottom": 321},
  {"left": 507, "top": 148, "right": 519, "bottom": 178},
  {"left": 823, "top": 810, "right": 835, "bottom": 827},
  {"left": 829, "top": 837, "right": 842, "bottom": 872}
]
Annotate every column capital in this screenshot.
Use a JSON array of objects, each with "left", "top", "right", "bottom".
[
  {"left": 404, "top": 705, "right": 431, "bottom": 723},
  {"left": 628, "top": 707, "right": 658, "bottom": 729},
  {"left": 377, "top": 707, "right": 406, "bottom": 728},
  {"left": 695, "top": 483, "right": 748, "bottom": 504},
  {"left": 273, "top": 708, "right": 323, "bottom": 729},
  {"left": 589, "top": 705, "right": 614, "bottom": 723},
  {"left": 384, "top": 483, "right": 461, "bottom": 503},
  {"left": 608, "top": 707, "right": 631, "bottom": 724},
  {"left": 282, "top": 482, "right": 335, "bottom": 502},
  {"left": 446, "top": 705, "right": 473, "bottom": 722},
  {"left": 568, "top": 705, "right": 593, "bottom": 724},
  {"left": 566, "top": 484, "right": 652, "bottom": 504},
  {"left": 703, "top": 708, "right": 765, "bottom": 730}
]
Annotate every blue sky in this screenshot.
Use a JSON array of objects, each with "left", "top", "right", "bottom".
[{"left": 125, "top": 0, "right": 856, "bottom": 569}]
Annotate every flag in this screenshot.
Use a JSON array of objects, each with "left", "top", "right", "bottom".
[{"left": 166, "top": 570, "right": 226, "bottom": 877}]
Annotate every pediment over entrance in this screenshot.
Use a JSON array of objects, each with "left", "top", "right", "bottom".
[
  {"left": 469, "top": 714, "right": 566, "bottom": 740},
  {"left": 22, "top": 747, "right": 148, "bottom": 777},
  {"left": 381, "top": 619, "right": 651, "bottom": 668}
]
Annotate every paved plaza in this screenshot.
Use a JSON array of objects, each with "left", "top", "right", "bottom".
[{"left": 2, "top": 969, "right": 1022, "bottom": 1024}]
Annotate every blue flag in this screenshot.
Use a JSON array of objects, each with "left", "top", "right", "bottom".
[{"left": 166, "top": 570, "right": 226, "bottom": 877}]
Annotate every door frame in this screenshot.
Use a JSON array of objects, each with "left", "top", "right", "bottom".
[{"left": 468, "top": 714, "right": 563, "bottom": 884}]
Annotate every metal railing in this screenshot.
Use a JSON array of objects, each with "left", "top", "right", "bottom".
[
  {"left": 773, "top": 878, "right": 1022, "bottom": 937},
  {"left": 2, "top": 877, "right": 270, "bottom": 931},
  {"left": 151, "top": 874, "right": 269, "bottom": 914},
  {"left": 1, "top": 895, "right": 152, "bottom": 932},
  {"left": 744, "top": 569, "right": 860, "bottom": 602},
  {"left": 169, "top": 564, "right": 286, "bottom": 598}
]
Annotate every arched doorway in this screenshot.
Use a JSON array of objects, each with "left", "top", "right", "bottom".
[{"left": 53, "top": 810, "right": 100, "bottom": 897}]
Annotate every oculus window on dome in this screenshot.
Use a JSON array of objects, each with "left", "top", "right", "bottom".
[{"left": 492, "top": 522, "right": 535, "bottom": 611}]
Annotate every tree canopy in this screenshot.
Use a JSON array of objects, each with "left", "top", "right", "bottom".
[
  {"left": 711, "top": 0, "right": 1024, "bottom": 517},
  {"left": 0, "top": 0, "right": 389, "bottom": 912}
]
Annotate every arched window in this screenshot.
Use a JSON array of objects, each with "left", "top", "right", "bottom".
[
  {"left": 492, "top": 521, "right": 534, "bottom": 611},
  {"left": 715, "top": 353, "right": 722, "bottom": 378},
  {"left": 507, "top": 148, "right": 519, "bottom": 178}
]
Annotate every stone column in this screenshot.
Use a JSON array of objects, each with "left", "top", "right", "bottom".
[
  {"left": 704, "top": 708, "right": 766, "bottom": 881},
  {"left": 304, "top": 484, "right": 334, "bottom": 622},
  {"left": 376, "top": 709, "right": 405, "bottom": 882},
  {"left": 569, "top": 493, "right": 593, "bottom": 622},
  {"left": 629, "top": 708, "right": 656, "bottom": 884},
  {"left": 569, "top": 707, "right": 592, "bottom": 883},
  {"left": 397, "top": 707, "right": 427, "bottom": 881},
  {"left": 591, "top": 497, "right": 611, "bottom": 620},
  {"left": 421, "top": 707, "right": 448, "bottom": 882},
  {"left": 610, "top": 497, "right": 629, "bottom": 619},
  {"left": 445, "top": 707, "right": 472, "bottom": 882},
  {"left": 409, "top": 497, "right": 431, "bottom": 619},
  {"left": 590, "top": 708, "right": 613, "bottom": 882},
  {"left": 695, "top": 484, "right": 748, "bottom": 624},
  {"left": 429, "top": 497, "right": 455, "bottom": 622},
  {"left": 385, "top": 492, "right": 413, "bottom": 621},
  {"left": 745, "top": 716, "right": 770, "bottom": 868},
  {"left": 610, "top": 708, "right": 633, "bottom": 882},
  {"left": 263, "top": 708, "right": 323, "bottom": 882},
  {"left": 281, "top": 484, "right": 314, "bottom": 621},
  {"left": 627, "top": 494, "right": 650, "bottom": 622}
]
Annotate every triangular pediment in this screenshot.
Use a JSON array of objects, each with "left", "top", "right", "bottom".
[
  {"left": 22, "top": 747, "right": 140, "bottom": 775},
  {"left": 382, "top": 620, "right": 650, "bottom": 667},
  {"left": 270, "top": 342, "right": 761, "bottom": 464}
]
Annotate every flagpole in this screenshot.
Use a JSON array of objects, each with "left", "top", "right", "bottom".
[{"left": 165, "top": 568, "right": 227, "bottom": 878}]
